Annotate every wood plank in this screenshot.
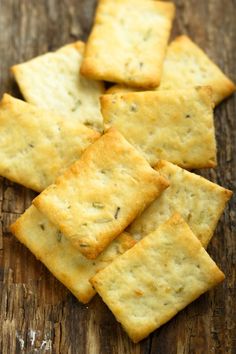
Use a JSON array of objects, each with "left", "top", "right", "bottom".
[{"left": 0, "top": 0, "right": 235, "bottom": 353}]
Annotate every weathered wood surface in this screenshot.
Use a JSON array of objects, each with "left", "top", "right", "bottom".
[{"left": 0, "top": 0, "right": 235, "bottom": 353}]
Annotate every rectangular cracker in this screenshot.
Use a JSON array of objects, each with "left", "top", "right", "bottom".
[
  {"left": 10, "top": 205, "right": 135, "bottom": 303},
  {"left": 80, "top": 0, "right": 175, "bottom": 88},
  {"left": 128, "top": 160, "right": 232, "bottom": 247},
  {"left": 33, "top": 128, "right": 169, "bottom": 259},
  {"left": 105, "top": 35, "right": 236, "bottom": 105},
  {"left": 101, "top": 87, "right": 216, "bottom": 169},
  {"left": 0, "top": 94, "right": 100, "bottom": 192},
  {"left": 159, "top": 35, "right": 236, "bottom": 105},
  {"left": 91, "top": 214, "right": 225, "bottom": 343},
  {"left": 11, "top": 41, "right": 104, "bottom": 131}
]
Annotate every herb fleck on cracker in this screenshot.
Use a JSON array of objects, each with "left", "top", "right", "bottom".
[
  {"left": 56, "top": 231, "right": 62, "bottom": 242},
  {"left": 92, "top": 202, "right": 105, "bottom": 209},
  {"left": 114, "top": 207, "right": 121, "bottom": 219}
]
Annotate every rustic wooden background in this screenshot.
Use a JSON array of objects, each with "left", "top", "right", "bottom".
[{"left": 0, "top": 0, "right": 235, "bottom": 353}]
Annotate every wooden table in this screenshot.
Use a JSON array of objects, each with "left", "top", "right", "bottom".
[{"left": 0, "top": 0, "right": 235, "bottom": 353}]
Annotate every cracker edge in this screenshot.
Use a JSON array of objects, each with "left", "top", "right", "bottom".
[{"left": 11, "top": 40, "right": 84, "bottom": 69}]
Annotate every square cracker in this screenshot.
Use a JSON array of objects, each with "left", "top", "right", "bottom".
[
  {"left": 11, "top": 41, "right": 104, "bottom": 131},
  {"left": 129, "top": 160, "right": 232, "bottom": 247},
  {"left": 80, "top": 0, "right": 175, "bottom": 88},
  {"left": 105, "top": 35, "right": 236, "bottom": 105},
  {"left": 0, "top": 94, "right": 100, "bottom": 192},
  {"left": 91, "top": 214, "right": 225, "bottom": 343},
  {"left": 159, "top": 35, "right": 236, "bottom": 105},
  {"left": 33, "top": 128, "right": 169, "bottom": 259},
  {"left": 10, "top": 206, "right": 135, "bottom": 304},
  {"left": 101, "top": 87, "right": 216, "bottom": 169}
]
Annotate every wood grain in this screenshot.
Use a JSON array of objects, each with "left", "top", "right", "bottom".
[{"left": 0, "top": 0, "right": 235, "bottom": 353}]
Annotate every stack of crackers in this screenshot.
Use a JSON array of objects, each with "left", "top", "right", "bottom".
[{"left": 1, "top": 0, "right": 234, "bottom": 344}]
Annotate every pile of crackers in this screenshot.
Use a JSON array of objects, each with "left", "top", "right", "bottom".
[{"left": 1, "top": 0, "right": 234, "bottom": 344}]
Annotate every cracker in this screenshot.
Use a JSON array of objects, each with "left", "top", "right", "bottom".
[
  {"left": 10, "top": 205, "right": 135, "bottom": 303},
  {"left": 33, "top": 128, "right": 169, "bottom": 259},
  {"left": 91, "top": 214, "right": 225, "bottom": 343},
  {"left": 11, "top": 41, "right": 104, "bottom": 131},
  {"left": 0, "top": 94, "right": 100, "bottom": 192},
  {"left": 105, "top": 35, "right": 236, "bottom": 105},
  {"left": 101, "top": 87, "right": 216, "bottom": 169},
  {"left": 129, "top": 160, "right": 232, "bottom": 247},
  {"left": 80, "top": 0, "right": 175, "bottom": 88},
  {"left": 159, "top": 35, "right": 236, "bottom": 105}
]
